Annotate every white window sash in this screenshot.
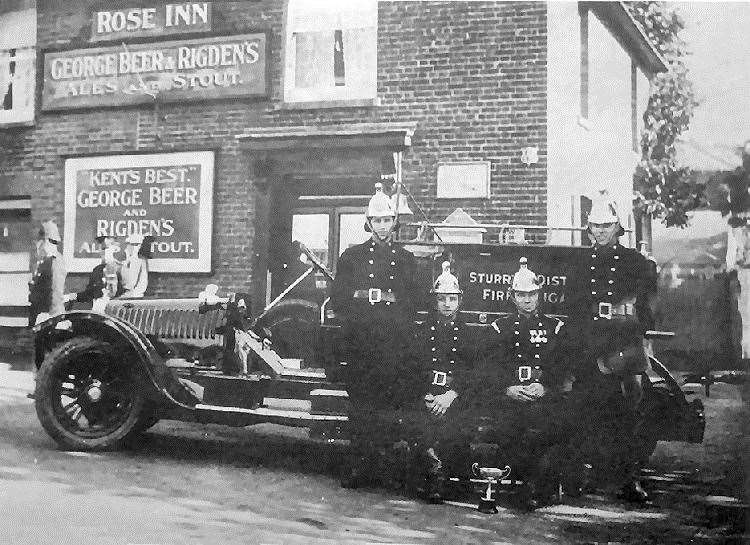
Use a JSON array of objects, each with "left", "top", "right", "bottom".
[
  {"left": 284, "top": 0, "right": 377, "bottom": 102},
  {"left": 0, "top": 46, "right": 36, "bottom": 124}
]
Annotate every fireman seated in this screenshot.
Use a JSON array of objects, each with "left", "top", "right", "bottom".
[
  {"left": 402, "top": 261, "right": 484, "bottom": 503},
  {"left": 475, "top": 257, "right": 576, "bottom": 509}
]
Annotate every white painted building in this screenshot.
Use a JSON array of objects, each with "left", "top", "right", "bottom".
[{"left": 547, "top": 2, "right": 665, "bottom": 246}]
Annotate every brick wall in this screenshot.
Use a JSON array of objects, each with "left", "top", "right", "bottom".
[{"left": 0, "top": 0, "right": 548, "bottom": 303}]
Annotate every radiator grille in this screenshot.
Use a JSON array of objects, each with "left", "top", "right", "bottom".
[{"left": 105, "top": 299, "right": 224, "bottom": 342}]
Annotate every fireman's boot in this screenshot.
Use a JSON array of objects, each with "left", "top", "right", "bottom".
[{"left": 421, "top": 447, "right": 445, "bottom": 504}]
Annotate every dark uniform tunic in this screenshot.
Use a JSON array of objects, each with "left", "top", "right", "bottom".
[
  {"left": 579, "top": 242, "right": 656, "bottom": 375},
  {"left": 477, "top": 311, "right": 574, "bottom": 475},
  {"left": 330, "top": 239, "right": 421, "bottom": 453},
  {"left": 28, "top": 254, "right": 65, "bottom": 326},
  {"left": 569, "top": 242, "right": 658, "bottom": 483},
  {"left": 402, "top": 312, "right": 484, "bottom": 473}
]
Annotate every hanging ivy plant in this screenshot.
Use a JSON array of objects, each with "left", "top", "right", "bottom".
[{"left": 626, "top": 1, "right": 701, "bottom": 227}]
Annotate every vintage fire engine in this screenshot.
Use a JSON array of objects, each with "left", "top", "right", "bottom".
[{"left": 32, "top": 235, "right": 705, "bottom": 504}]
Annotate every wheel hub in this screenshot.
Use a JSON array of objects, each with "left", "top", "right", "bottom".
[{"left": 86, "top": 380, "right": 103, "bottom": 402}]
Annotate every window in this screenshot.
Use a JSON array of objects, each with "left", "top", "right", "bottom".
[
  {"left": 284, "top": 0, "right": 377, "bottom": 103},
  {"left": 579, "top": 5, "right": 589, "bottom": 119},
  {"left": 0, "top": 6, "right": 36, "bottom": 126},
  {"left": 292, "top": 207, "right": 368, "bottom": 273}
]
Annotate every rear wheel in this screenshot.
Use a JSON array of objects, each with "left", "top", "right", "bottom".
[
  {"left": 255, "top": 299, "right": 320, "bottom": 363},
  {"left": 35, "top": 337, "right": 146, "bottom": 451}
]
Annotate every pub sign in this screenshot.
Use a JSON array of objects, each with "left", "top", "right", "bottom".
[
  {"left": 42, "top": 33, "right": 267, "bottom": 110},
  {"left": 63, "top": 151, "right": 214, "bottom": 273}
]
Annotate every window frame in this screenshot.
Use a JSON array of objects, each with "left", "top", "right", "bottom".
[
  {"left": 283, "top": 0, "right": 378, "bottom": 104},
  {"left": 0, "top": 7, "right": 36, "bottom": 127}
]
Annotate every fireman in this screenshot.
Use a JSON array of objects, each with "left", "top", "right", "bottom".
[
  {"left": 478, "top": 257, "right": 575, "bottom": 509},
  {"left": 404, "top": 261, "right": 484, "bottom": 503},
  {"left": 28, "top": 220, "right": 66, "bottom": 326},
  {"left": 330, "top": 183, "right": 422, "bottom": 489},
  {"left": 570, "top": 188, "right": 658, "bottom": 503}
]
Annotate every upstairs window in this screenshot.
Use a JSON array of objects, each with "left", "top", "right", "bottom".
[
  {"left": 284, "top": 0, "right": 377, "bottom": 103},
  {"left": 0, "top": 6, "right": 36, "bottom": 126}
]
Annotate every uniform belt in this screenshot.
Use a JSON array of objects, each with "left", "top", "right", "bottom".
[
  {"left": 353, "top": 288, "right": 397, "bottom": 303},
  {"left": 594, "top": 301, "right": 635, "bottom": 320}
]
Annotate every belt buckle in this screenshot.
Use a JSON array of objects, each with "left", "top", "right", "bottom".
[
  {"left": 518, "top": 365, "right": 532, "bottom": 382},
  {"left": 432, "top": 370, "right": 448, "bottom": 387},
  {"left": 368, "top": 288, "right": 382, "bottom": 304},
  {"left": 598, "top": 302, "right": 612, "bottom": 320}
]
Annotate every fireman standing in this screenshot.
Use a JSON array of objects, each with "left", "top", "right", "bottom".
[
  {"left": 330, "top": 183, "right": 421, "bottom": 489},
  {"left": 404, "top": 261, "right": 483, "bottom": 503},
  {"left": 478, "top": 257, "right": 575, "bottom": 509},
  {"left": 28, "top": 220, "right": 66, "bottom": 326},
  {"left": 570, "top": 189, "right": 657, "bottom": 503}
]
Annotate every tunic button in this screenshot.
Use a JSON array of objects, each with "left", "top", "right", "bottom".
[
  {"left": 517, "top": 354, "right": 522, "bottom": 358},
  {"left": 590, "top": 266, "right": 595, "bottom": 270},
  {"left": 607, "top": 291, "right": 613, "bottom": 296},
  {"left": 592, "top": 254, "right": 597, "bottom": 258},
  {"left": 390, "top": 261, "right": 395, "bottom": 266},
  {"left": 592, "top": 291, "right": 597, "bottom": 295},
  {"left": 608, "top": 280, "right": 614, "bottom": 284},
  {"left": 431, "top": 347, "right": 436, "bottom": 352},
  {"left": 389, "top": 276, "right": 394, "bottom": 280},
  {"left": 610, "top": 267, "right": 616, "bottom": 272},
  {"left": 451, "top": 348, "right": 456, "bottom": 352},
  {"left": 515, "top": 342, "right": 520, "bottom": 347},
  {"left": 534, "top": 354, "right": 540, "bottom": 358},
  {"left": 430, "top": 337, "right": 435, "bottom": 341},
  {"left": 593, "top": 316, "right": 599, "bottom": 321},
  {"left": 614, "top": 255, "right": 619, "bottom": 260},
  {"left": 368, "top": 260, "right": 374, "bottom": 265},
  {"left": 590, "top": 279, "right": 595, "bottom": 283},
  {"left": 514, "top": 331, "right": 519, "bottom": 334},
  {"left": 431, "top": 326, "right": 435, "bottom": 331},
  {"left": 388, "top": 288, "right": 392, "bottom": 292},
  {"left": 453, "top": 336, "right": 458, "bottom": 341},
  {"left": 432, "top": 357, "right": 437, "bottom": 362},
  {"left": 385, "top": 301, "right": 391, "bottom": 306},
  {"left": 369, "top": 273, "right": 374, "bottom": 278},
  {"left": 369, "top": 247, "right": 374, "bottom": 252},
  {"left": 450, "top": 360, "right": 455, "bottom": 365}
]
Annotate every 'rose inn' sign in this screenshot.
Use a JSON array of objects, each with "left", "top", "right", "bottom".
[
  {"left": 63, "top": 152, "right": 214, "bottom": 273},
  {"left": 42, "top": 32, "right": 267, "bottom": 110}
]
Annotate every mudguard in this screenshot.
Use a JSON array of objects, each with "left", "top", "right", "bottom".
[
  {"left": 643, "top": 356, "right": 705, "bottom": 443},
  {"left": 33, "top": 311, "right": 199, "bottom": 410}
]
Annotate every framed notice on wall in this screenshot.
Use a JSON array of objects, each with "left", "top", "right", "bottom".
[{"left": 63, "top": 151, "right": 214, "bottom": 273}]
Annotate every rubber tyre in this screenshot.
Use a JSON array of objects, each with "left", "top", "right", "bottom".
[
  {"left": 35, "top": 336, "right": 146, "bottom": 451},
  {"left": 255, "top": 299, "right": 320, "bottom": 361}
]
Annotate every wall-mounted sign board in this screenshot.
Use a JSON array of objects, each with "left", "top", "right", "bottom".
[
  {"left": 63, "top": 151, "right": 214, "bottom": 273},
  {"left": 42, "top": 33, "right": 267, "bottom": 110},
  {"left": 90, "top": 3, "right": 213, "bottom": 42}
]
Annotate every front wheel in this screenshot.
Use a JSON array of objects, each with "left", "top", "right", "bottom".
[{"left": 35, "top": 337, "right": 146, "bottom": 451}]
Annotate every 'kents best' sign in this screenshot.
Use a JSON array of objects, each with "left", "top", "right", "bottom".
[
  {"left": 42, "top": 33, "right": 267, "bottom": 110},
  {"left": 63, "top": 152, "right": 214, "bottom": 273}
]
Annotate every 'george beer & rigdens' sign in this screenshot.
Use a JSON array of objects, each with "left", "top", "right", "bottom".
[{"left": 42, "top": 33, "right": 267, "bottom": 110}]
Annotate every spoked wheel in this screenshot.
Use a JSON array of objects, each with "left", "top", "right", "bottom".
[{"left": 35, "top": 337, "right": 146, "bottom": 451}]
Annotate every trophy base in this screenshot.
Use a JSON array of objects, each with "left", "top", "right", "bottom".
[{"left": 477, "top": 498, "right": 498, "bottom": 514}]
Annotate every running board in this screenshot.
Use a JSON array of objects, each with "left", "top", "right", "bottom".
[{"left": 195, "top": 403, "right": 348, "bottom": 428}]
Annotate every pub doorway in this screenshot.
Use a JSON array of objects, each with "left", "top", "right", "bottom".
[{"left": 263, "top": 176, "right": 373, "bottom": 365}]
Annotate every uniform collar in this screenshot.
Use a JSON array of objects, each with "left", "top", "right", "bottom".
[{"left": 515, "top": 310, "right": 539, "bottom": 321}]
